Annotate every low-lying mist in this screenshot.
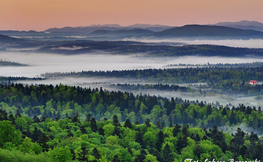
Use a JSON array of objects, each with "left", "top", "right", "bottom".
[
  {"left": 14, "top": 77, "right": 263, "bottom": 109},
  {"left": 1, "top": 51, "right": 263, "bottom": 77},
  {"left": 123, "top": 38, "right": 263, "bottom": 48}
]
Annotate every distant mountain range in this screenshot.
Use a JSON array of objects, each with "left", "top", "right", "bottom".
[
  {"left": 152, "top": 24, "right": 263, "bottom": 39},
  {"left": 0, "top": 30, "right": 46, "bottom": 36},
  {"left": 89, "top": 29, "right": 154, "bottom": 37},
  {"left": 215, "top": 20, "right": 263, "bottom": 32},
  {"left": 1, "top": 21, "right": 263, "bottom": 40},
  {"left": 0, "top": 34, "right": 23, "bottom": 43},
  {"left": 45, "top": 24, "right": 172, "bottom": 33}
]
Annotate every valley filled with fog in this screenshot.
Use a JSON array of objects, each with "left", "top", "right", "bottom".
[
  {"left": 1, "top": 51, "right": 263, "bottom": 77},
  {"left": 1, "top": 49, "right": 263, "bottom": 108},
  {"left": 123, "top": 38, "right": 263, "bottom": 48}
]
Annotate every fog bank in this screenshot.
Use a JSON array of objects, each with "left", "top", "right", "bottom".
[
  {"left": 123, "top": 38, "right": 263, "bottom": 48},
  {"left": 1, "top": 52, "right": 263, "bottom": 77}
]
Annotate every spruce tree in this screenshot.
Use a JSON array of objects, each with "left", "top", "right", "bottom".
[
  {"left": 169, "top": 120, "right": 173, "bottom": 127},
  {"left": 90, "top": 118, "right": 98, "bottom": 132},
  {"left": 156, "top": 131, "right": 164, "bottom": 151},
  {"left": 194, "top": 144, "right": 202, "bottom": 159},
  {"left": 145, "top": 119, "right": 151, "bottom": 127},
  {"left": 153, "top": 150, "right": 163, "bottom": 162},
  {"left": 85, "top": 113, "right": 91, "bottom": 122},
  {"left": 98, "top": 127, "right": 105, "bottom": 136},
  {"left": 135, "top": 129, "right": 144, "bottom": 148},
  {"left": 252, "top": 143, "right": 263, "bottom": 160},
  {"left": 113, "top": 115, "right": 120, "bottom": 126},
  {"left": 113, "top": 126, "right": 120, "bottom": 137},
  {"left": 239, "top": 145, "right": 248, "bottom": 159},
  {"left": 173, "top": 124, "right": 181, "bottom": 137},
  {"left": 137, "top": 149, "right": 147, "bottom": 162},
  {"left": 124, "top": 118, "right": 132, "bottom": 129},
  {"left": 37, "top": 133, "right": 50, "bottom": 152},
  {"left": 80, "top": 126, "right": 87, "bottom": 134},
  {"left": 163, "top": 143, "right": 173, "bottom": 162}
]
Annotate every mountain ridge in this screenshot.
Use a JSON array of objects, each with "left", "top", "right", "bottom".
[
  {"left": 215, "top": 20, "right": 263, "bottom": 32},
  {"left": 152, "top": 24, "right": 263, "bottom": 38}
]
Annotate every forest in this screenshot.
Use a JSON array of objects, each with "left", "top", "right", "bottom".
[
  {"left": 0, "top": 83, "right": 263, "bottom": 161},
  {"left": 0, "top": 60, "right": 28, "bottom": 66},
  {"left": 42, "top": 67, "right": 263, "bottom": 83}
]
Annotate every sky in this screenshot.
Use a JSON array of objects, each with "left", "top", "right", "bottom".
[{"left": 0, "top": 0, "right": 262, "bottom": 31}]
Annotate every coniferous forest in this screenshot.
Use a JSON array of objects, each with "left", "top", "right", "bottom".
[
  {"left": 0, "top": 83, "right": 263, "bottom": 161},
  {"left": 1, "top": 16, "right": 263, "bottom": 161}
]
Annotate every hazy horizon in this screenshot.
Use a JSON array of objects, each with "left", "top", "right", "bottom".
[
  {"left": 1, "top": 20, "right": 263, "bottom": 32},
  {"left": 1, "top": 0, "right": 262, "bottom": 31}
]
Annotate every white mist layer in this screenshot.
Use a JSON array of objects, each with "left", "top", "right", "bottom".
[
  {"left": 123, "top": 38, "right": 263, "bottom": 48},
  {"left": 1, "top": 52, "right": 263, "bottom": 77},
  {"left": 12, "top": 77, "right": 263, "bottom": 108}
]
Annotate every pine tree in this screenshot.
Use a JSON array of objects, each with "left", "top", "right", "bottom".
[
  {"left": 182, "top": 124, "right": 188, "bottom": 136},
  {"left": 113, "top": 115, "right": 120, "bottom": 126},
  {"left": 193, "top": 145, "right": 202, "bottom": 159},
  {"left": 169, "top": 120, "right": 173, "bottom": 127},
  {"left": 8, "top": 114, "right": 16, "bottom": 125},
  {"left": 32, "top": 127, "right": 42, "bottom": 142},
  {"left": 148, "top": 140, "right": 155, "bottom": 154},
  {"left": 252, "top": 143, "right": 263, "bottom": 160},
  {"left": 234, "top": 127, "right": 245, "bottom": 146},
  {"left": 163, "top": 143, "right": 173, "bottom": 162},
  {"left": 98, "top": 127, "right": 105, "bottom": 136},
  {"left": 15, "top": 110, "right": 22, "bottom": 118},
  {"left": 239, "top": 145, "right": 248, "bottom": 159},
  {"left": 113, "top": 126, "right": 120, "bottom": 137},
  {"left": 80, "top": 126, "right": 87, "bottom": 134},
  {"left": 137, "top": 149, "right": 147, "bottom": 162},
  {"left": 90, "top": 118, "right": 98, "bottom": 132},
  {"left": 85, "top": 113, "right": 91, "bottom": 122},
  {"left": 156, "top": 131, "right": 164, "bottom": 151},
  {"left": 173, "top": 124, "right": 181, "bottom": 137},
  {"left": 153, "top": 150, "right": 163, "bottom": 162},
  {"left": 37, "top": 133, "right": 50, "bottom": 152},
  {"left": 124, "top": 118, "right": 132, "bottom": 129},
  {"left": 206, "top": 104, "right": 212, "bottom": 115},
  {"left": 135, "top": 129, "right": 144, "bottom": 148},
  {"left": 155, "top": 121, "right": 161, "bottom": 129},
  {"left": 221, "top": 140, "right": 228, "bottom": 153},
  {"left": 229, "top": 111, "right": 237, "bottom": 125}
]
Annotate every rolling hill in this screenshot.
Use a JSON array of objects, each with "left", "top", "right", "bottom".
[
  {"left": 89, "top": 29, "right": 154, "bottom": 37},
  {"left": 152, "top": 24, "right": 263, "bottom": 39},
  {"left": 0, "top": 34, "right": 23, "bottom": 43},
  {"left": 215, "top": 20, "right": 263, "bottom": 32}
]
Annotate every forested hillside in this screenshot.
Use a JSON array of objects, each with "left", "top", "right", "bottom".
[
  {"left": 1, "top": 83, "right": 263, "bottom": 161},
  {"left": 1, "top": 107, "right": 263, "bottom": 161},
  {"left": 1, "top": 83, "right": 263, "bottom": 130}
]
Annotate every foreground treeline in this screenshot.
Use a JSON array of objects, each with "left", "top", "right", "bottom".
[
  {"left": 0, "top": 110, "right": 263, "bottom": 161},
  {"left": 1, "top": 83, "right": 263, "bottom": 134}
]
